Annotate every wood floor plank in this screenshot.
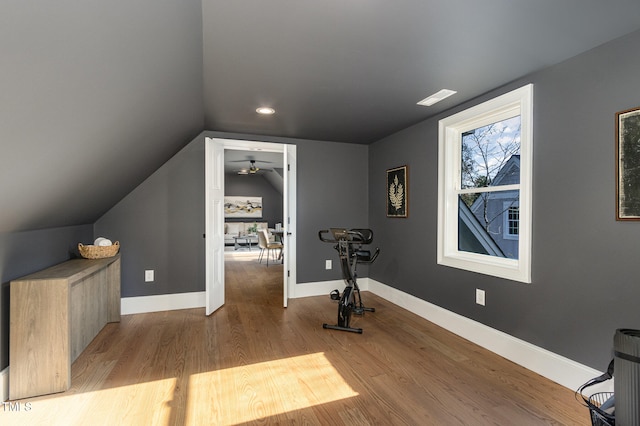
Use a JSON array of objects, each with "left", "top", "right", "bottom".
[{"left": 1, "top": 251, "right": 591, "bottom": 425}]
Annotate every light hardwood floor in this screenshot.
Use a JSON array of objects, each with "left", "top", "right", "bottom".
[{"left": 2, "top": 253, "right": 591, "bottom": 425}]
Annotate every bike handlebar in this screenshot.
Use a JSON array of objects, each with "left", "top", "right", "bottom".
[
  {"left": 318, "top": 228, "right": 367, "bottom": 244},
  {"left": 319, "top": 228, "right": 379, "bottom": 264}
]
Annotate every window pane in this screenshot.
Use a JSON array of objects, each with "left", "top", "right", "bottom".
[
  {"left": 461, "top": 116, "right": 521, "bottom": 189},
  {"left": 507, "top": 207, "right": 519, "bottom": 235},
  {"left": 458, "top": 190, "right": 519, "bottom": 259}
]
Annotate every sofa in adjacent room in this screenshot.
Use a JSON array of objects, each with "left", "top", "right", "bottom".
[{"left": 224, "top": 222, "right": 270, "bottom": 245}]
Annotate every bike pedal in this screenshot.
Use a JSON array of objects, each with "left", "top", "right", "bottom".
[{"left": 330, "top": 289, "right": 340, "bottom": 300}]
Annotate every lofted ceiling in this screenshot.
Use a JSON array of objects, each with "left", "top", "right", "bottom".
[
  {"left": 4, "top": 0, "right": 640, "bottom": 233},
  {"left": 224, "top": 151, "right": 284, "bottom": 175},
  {"left": 224, "top": 150, "right": 285, "bottom": 194}
]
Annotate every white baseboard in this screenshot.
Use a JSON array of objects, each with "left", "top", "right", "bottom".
[
  {"left": 121, "top": 291, "right": 205, "bottom": 315},
  {"left": 117, "top": 280, "right": 608, "bottom": 392},
  {"left": 366, "top": 279, "right": 611, "bottom": 392},
  {"left": 121, "top": 278, "right": 358, "bottom": 314},
  {"left": 290, "top": 279, "right": 346, "bottom": 299},
  {"left": 121, "top": 280, "right": 341, "bottom": 315},
  {"left": 1, "top": 367, "right": 8, "bottom": 402}
]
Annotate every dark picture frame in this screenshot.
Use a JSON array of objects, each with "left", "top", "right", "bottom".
[
  {"left": 616, "top": 106, "right": 640, "bottom": 220},
  {"left": 387, "top": 165, "right": 408, "bottom": 218}
]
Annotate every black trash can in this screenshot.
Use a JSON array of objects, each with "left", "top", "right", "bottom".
[{"left": 614, "top": 329, "right": 640, "bottom": 426}]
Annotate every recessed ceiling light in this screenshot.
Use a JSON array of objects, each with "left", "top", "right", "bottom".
[
  {"left": 417, "top": 89, "right": 457, "bottom": 107},
  {"left": 256, "top": 107, "right": 275, "bottom": 115}
]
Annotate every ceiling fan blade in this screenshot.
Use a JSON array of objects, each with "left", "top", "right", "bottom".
[
  {"left": 236, "top": 168, "right": 272, "bottom": 174},
  {"left": 228, "top": 159, "right": 273, "bottom": 163},
  {"left": 235, "top": 159, "right": 274, "bottom": 175}
]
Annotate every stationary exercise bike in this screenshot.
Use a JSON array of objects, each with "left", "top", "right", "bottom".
[{"left": 318, "top": 228, "right": 380, "bottom": 333}]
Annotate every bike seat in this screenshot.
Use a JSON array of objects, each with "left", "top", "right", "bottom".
[
  {"left": 351, "top": 228, "right": 373, "bottom": 244},
  {"left": 356, "top": 250, "right": 372, "bottom": 262}
]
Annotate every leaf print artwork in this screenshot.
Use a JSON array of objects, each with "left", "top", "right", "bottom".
[
  {"left": 386, "top": 166, "right": 407, "bottom": 217},
  {"left": 389, "top": 175, "right": 404, "bottom": 211}
]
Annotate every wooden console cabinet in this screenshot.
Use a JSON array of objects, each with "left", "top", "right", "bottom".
[{"left": 9, "top": 255, "right": 121, "bottom": 400}]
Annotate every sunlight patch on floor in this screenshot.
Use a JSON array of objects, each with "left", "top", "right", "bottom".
[
  {"left": 0, "top": 378, "right": 178, "bottom": 426},
  {"left": 224, "top": 255, "right": 261, "bottom": 263},
  {"left": 186, "top": 352, "right": 358, "bottom": 425},
  {"left": 224, "top": 250, "right": 261, "bottom": 261}
]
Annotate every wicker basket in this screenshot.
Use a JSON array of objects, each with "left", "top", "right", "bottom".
[{"left": 78, "top": 241, "right": 120, "bottom": 259}]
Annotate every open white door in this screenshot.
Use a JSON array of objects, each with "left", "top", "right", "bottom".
[
  {"left": 205, "top": 137, "right": 296, "bottom": 312},
  {"left": 282, "top": 144, "right": 297, "bottom": 307},
  {"left": 205, "top": 137, "right": 225, "bottom": 315}
]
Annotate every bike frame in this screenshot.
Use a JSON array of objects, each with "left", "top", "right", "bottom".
[{"left": 319, "top": 228, "right": 379, "bottom": 333}]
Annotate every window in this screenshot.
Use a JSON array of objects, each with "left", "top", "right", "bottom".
[
  {"left": 437, "top": 84, "right": 532, "bottom": 283},
  {"left": 504, "top": 203, "right": 519, "bottom": 240}
]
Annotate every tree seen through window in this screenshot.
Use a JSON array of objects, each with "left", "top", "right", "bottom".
[{"left": 460, "top": 115, "right": 521, "bottom": 258}]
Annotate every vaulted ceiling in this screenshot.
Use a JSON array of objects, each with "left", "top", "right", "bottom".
[{"left": 3, "top": 0, "right": 640, "bottom": 233}]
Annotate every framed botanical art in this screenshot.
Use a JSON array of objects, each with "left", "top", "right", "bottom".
[
  {"left": 616, "top": 106, "right": 640, "bottom": 220},
  {"left": 387, "top": 165, "right": 408, "bottom": 218}
]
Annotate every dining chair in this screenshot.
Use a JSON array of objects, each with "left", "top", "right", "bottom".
[{"left": 258, "top": 229, "right": 283, "bottom": 266}]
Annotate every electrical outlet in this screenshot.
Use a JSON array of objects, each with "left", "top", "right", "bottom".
[
  {"left": 325, "top": 259, "right": 332, "bottom": 270},
  {"left": 476, "top": 289, "right": 485, "bottom": 306},
  {"left": 145, "top": 270, "right": 154, "bottom": 282}
]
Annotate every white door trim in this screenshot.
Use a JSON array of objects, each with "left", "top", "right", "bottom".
[
  {"left": 205, "top": 137, "right": 297, "bottom": 310},
  {"left": 283, "top": 144, "right": 297, "bottom": 307}
]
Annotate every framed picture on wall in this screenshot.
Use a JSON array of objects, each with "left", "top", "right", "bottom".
[
  {"left": 387, "top": 165, "right": 408, "bottom": 218},
  {"left": 224, "top": 196, "right": 263, "bottom": 218},
  {"left": 616, "top": 106, "right": 640, "bottom": 220}
]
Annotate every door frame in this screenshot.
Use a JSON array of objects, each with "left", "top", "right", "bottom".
[{"left": 205, "top": 137, "right": 296, "bottom": 313}]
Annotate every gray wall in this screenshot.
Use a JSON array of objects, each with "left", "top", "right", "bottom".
[
  {"left": 0, "top": 225, "right": 93, "bottom": 370},
  {"left": 225, "top": 173, "right": 283, "bottom": 228},
  {"left": 95, "top": 136, "right": 206, "bottom": 298},
  {"left": 1, "top": 0, "right": 203, "bottom": 374},
  {"left": 369, "top": 29, "right": 640, "bottom": 370},
  {"left": 297, "top": 138, "right": 369, "bottom": 280},
  {"left": 0, "top": 0, "right": 204, "bottom": 234},
  {"left": 95, "top": 131, "right": 369, "bottom": 298}
]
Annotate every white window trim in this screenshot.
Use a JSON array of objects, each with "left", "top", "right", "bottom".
[{"left": 437, "top": 84, "right": 533, "bottom": 283}]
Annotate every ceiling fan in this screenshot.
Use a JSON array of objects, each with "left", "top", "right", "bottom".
[{"left": 236, "top": 160, "right": 272, "bottom": 175}]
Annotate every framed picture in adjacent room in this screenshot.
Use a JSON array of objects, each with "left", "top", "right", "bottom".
[
  {"left": 387, "top": 165, "right": 408, "bottom": 218},
  {"left": 616, "top": 106, "right": 640, "bottom": 220},
  {"left": 224, "top": 196, "right": 263, "bottom": 218}
]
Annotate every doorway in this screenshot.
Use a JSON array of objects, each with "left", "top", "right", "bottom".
[{"left": 205, "top": 137, "right": 297, "bottom": 315}]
